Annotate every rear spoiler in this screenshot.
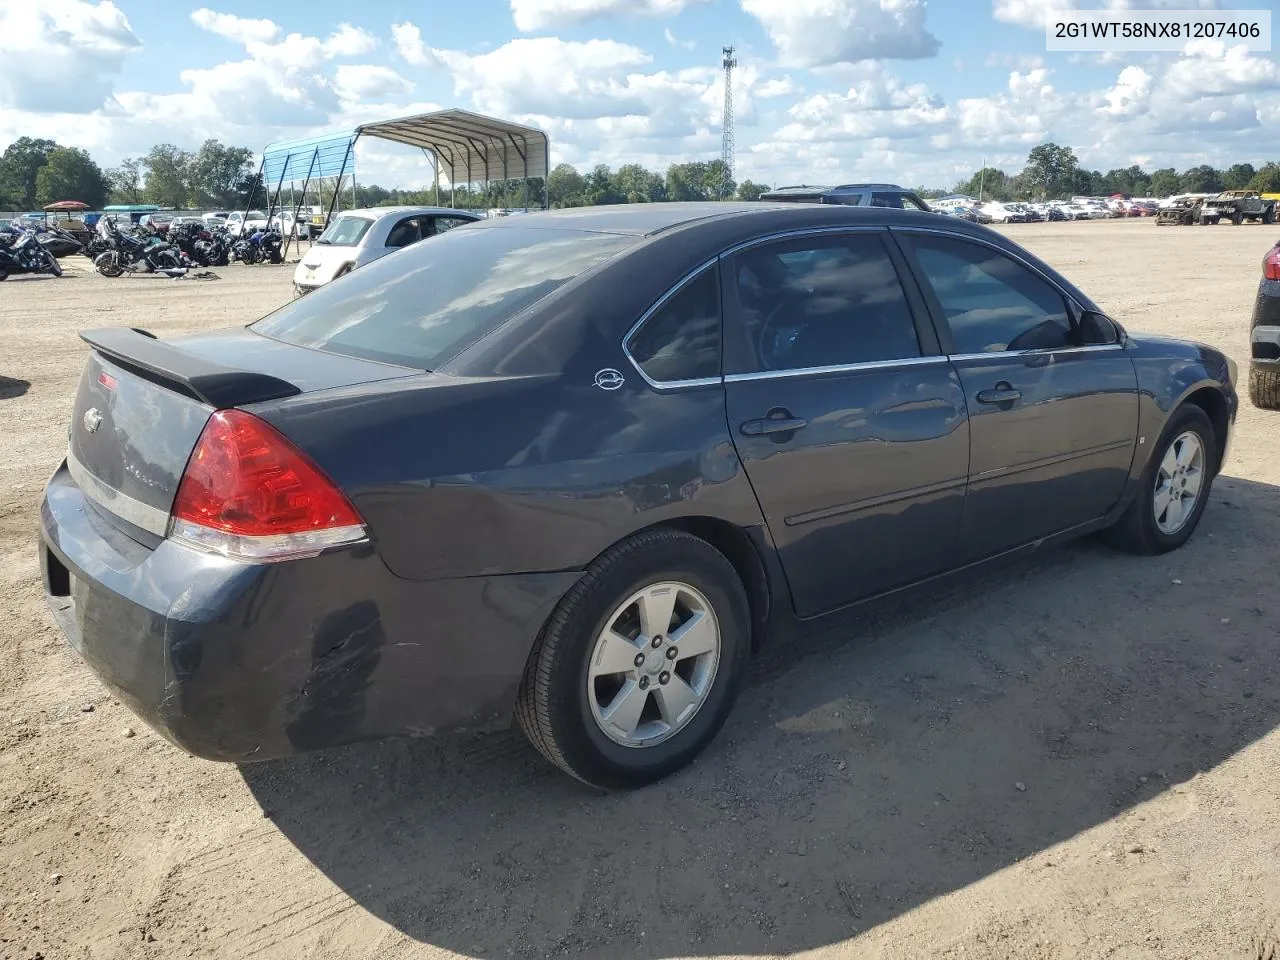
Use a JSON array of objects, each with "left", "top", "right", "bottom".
[{"left": 80, "top": 327, "right": 301, "bottom": 407}]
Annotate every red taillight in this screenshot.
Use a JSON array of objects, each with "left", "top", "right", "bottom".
[
  {"left": 169, "top": 409, "right": 365, "bottom": 562},
  {"left": 1265, "top": 246, "right": 1280, "bottom": 281}
]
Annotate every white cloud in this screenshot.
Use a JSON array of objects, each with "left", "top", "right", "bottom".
[
  {"left": 434, "top": 37, "right": 655, "bottom": 120},
  {"left": 985, "top": 53, "right": 1045, "bottom": 69},
  {"left": 510, "top": 0, "right": 709, "bottom": 31},
  {"left": 995, "top": 0, "right": 1220, "bottom": 30},
  {"left": 770, "top": 64, "right": 949, "bottom": 144},
  {"left": 323, "top": 23, "right": 378, "bottom": 57},
  {"left": 1162, "top": 41, "right": 1280, "bottom": 99},
  {"left": 0, "top": 0, "right": 140, "bottom": 113},
  {"left": 391, "top": 22, "right": 439, "bottom": 68},
  {"left": 757, "top": 76, "right": 800, "bottom": 98},
  {"left": 664, "top": 27, "right": 696, "bottom": 50},
  {"left": 741, "top": 0, "right": 940, "bottom": 66},
  {"left": 333, "top": 65, "right": 414, "bottom": 101},
  {"left": 190, "top": 9, "right": 279, "bottom": 45},
  {"left": 1102, "top": 64, "right": 1153, "bottom": 115}
]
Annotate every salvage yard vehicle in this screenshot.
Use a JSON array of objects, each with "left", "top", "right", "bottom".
[
  {"left": 1157, "top": 197, "right": 1203, "bottom": 226},
  {"left": 40, "top": 202, "right": 1238, "bottom": 789},
  {"left": 292, "top": 206, "right": 481, "bottom": 295},
  {"left": 1250, "top": 239, "right": 1280, "bottom": 408},
  {"left": 1198, "top": 190, "right": 1275, "bottom": 226}
]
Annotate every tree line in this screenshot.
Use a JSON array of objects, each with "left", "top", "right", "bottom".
[
  {"left": 350, "top": 160, "right": 767, "bottom": 209},
  {"left": 948, "top": 143, "right": 1280, "bottom": 203},
  {"left": 4, "top": 134, "right": 1278, "bottom": 214},
  {"left": 0, "top": 137, "right": 257, "bottom": 211}
]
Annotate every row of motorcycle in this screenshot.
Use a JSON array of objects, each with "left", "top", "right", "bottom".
[
  {"left": 0, "top": 225, "right": 64, "bottom": 280},
  {"left": 86, "top": 219, "right": 284, "bottom": 277},
  {"left": 0, "top": 218, "right": 284, "bottom": 280}
]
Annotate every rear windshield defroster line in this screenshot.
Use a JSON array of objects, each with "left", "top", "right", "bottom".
[{"left": 253, "top": 227, "right": 635, "bottom": 371}]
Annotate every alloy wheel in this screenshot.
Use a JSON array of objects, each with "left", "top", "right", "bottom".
[
  {"left": 586, "top": 581, "right": 721, "bottom": 748},
  {"left": 1153, "top": 430, "right": 1205, "bottom": 535}
]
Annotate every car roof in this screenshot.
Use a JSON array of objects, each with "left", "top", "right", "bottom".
[
  {"left": 474, "top": 201, "right": 917, "bottom": 236},
  {"left": 336, "top": 206, "right": 483, "bottom": 221}
]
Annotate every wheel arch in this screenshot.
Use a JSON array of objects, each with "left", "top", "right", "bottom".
[
  {"left": 578, "top": 516, "right": 778, "bottom": 655},
  {"left": 1180, "top": 385, "right": 1230, "bottom": 473}
]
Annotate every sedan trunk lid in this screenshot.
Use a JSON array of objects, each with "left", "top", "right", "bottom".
[{"left": 67, "top": 327, "right": 419, "bottom": 544}]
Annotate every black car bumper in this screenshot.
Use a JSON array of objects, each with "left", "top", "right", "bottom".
[
  {"left": 39, "top": 462, "right": 580, "bottom": 762},
  {"left": 1252, "top": 279, "right": 1280, "bottom": 365}
]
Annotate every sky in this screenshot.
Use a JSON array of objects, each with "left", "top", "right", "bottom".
[{"left": 1, "top": 0, "right": 1277, "bottom": 191}]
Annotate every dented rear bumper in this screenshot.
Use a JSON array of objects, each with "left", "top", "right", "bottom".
[{"left": 39, "top": 462, "right": 580, "bottom": 762}]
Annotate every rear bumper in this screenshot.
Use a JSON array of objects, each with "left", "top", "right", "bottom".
[
  {"left": 1251, "top": 281, "right": 1280, "bottom": 364},
  {"left": 40, "top": 462, "right": 580, "bottom": 762}
]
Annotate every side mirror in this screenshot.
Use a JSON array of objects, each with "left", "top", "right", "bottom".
[{"left": 1079, "top": 310, "right": 1124, "bottom": 346}]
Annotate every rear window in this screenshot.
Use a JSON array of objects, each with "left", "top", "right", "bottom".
[
  {"left": 316, "top": 216, "right": 372, "bottom": 246},
  {"left": 253, "top": 226, "right": 634, "bottom": 370}
]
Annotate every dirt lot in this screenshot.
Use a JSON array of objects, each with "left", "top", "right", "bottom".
[{"left": 1, "top": 220, "right": 1278, "bottom": 960}]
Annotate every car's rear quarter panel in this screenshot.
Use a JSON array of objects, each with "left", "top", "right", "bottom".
[{"left": 253, "top": 372, "right": 766, "bottom": 582}]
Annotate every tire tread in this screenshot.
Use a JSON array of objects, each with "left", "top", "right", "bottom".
[{"left": 1248, "top": 363, "right": 1280, "bottom": 410}]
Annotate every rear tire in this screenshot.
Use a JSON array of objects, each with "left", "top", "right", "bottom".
[
  {"left": 1103, "top": 405, "right": 1217, "bottom": 555},
  {"left": 516, "top": 528, "right": 751, "bottom": 790},
  {"left": 1249, "top": 363, "right": 1280, "bottom": 410}
]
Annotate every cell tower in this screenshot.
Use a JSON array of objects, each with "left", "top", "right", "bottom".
[{"left": 720, "top": 45, "right": 737, "bottom": 199}]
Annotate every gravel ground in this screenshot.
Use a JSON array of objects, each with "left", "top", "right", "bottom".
[{"left": 1, "top": 219, "right": 1278, "bottom": 960}]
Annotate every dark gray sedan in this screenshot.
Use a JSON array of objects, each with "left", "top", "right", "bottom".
[{"left": 39, "top": 203, "right": 1238, "bottom": 788}]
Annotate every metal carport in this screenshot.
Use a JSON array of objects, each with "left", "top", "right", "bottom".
[{"left": 255, "top": 109, "right": 550, "bottom": 256}]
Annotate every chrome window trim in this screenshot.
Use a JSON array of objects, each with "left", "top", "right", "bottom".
[
  {"left": 724, "top": 355, "right": 950, "bottom": 383},
  {"left": 621, "top": 257, "right": 724, "bottom": 392},
  {"left": 66, "top": 447, "right": 170, "bottom": 537},
  {"left": 721, "top": 226, "right": 936, "bottom": 379},
  {"left": 949, "top": 343, "right": 1125, "bottom": 362},
  {"left": 719, "top": 223, "right": 888, "bottom": 259},
  {"left": 891, "top": 225, "right": 1138, "bottom": 356},
  {"left": 619, "top": 224, "right": 1123, "bottom": 392},
  {"left": 890, "top": 223, "right": 1089, "bottom": 312}
]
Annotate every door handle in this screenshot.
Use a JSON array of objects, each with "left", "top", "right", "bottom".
[
  {"left": 740, "top": 414, "right": 808, "bottom": 436},
  {"left": 976, "top": 384, "right": 1022, "bottom": 405}
]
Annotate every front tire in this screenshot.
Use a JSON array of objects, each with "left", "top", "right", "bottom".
[
  {"left": 1103, "top": 405, "right": 1217, "bottom": 555},
  {"left": 1249, "top": 362, "right": 1280, "bottom": 410},
  {"left": 517, "top": 528, "right": 751, "bottom": 790}
]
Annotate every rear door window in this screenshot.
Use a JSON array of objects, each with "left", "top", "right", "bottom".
[
  {"left": 432, "top": 216, "right": 476, "bottom": 234},
  {"left": 385, "top": 217, "right": 424, "bottom": 248},
  {"left": 254, "top": 227, "right": 634, "bottom": 370},
  {"left": 730, "top": 233, "right": 921, "bottom": 372}
]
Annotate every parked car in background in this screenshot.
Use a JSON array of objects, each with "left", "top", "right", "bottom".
[
  {"left": 202, "top": 212, "right": 231, "bottom": 227},
  {"left": 138, "top": 214, "right": 174, "bottom": 234},
  {"left": 39, "top": 201, "right": 1239, "bottom": 789},
  {"left": 759, "top": 183, "right": 933, "bottom": 211},
  {"left": 168, "top": 216, "right": 206, "bottom": 233},
  {"left": 292, "top": 206, "right": 482, "bottom": 294},
  {"left": 1249, "top": 239, "right": 1280, "bottom": 408},
  {"left": 225, "top": 210, "right": 267, "bottom": 237},
  {"left": 1009, "top": 203, "right": 1042, "bottom": 222},
  {"left": 980, "top": 201, "right": 1027, "bottom": 223},
  {"left": 270, "top": 210, "right": 316, "bottom": 241}
]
